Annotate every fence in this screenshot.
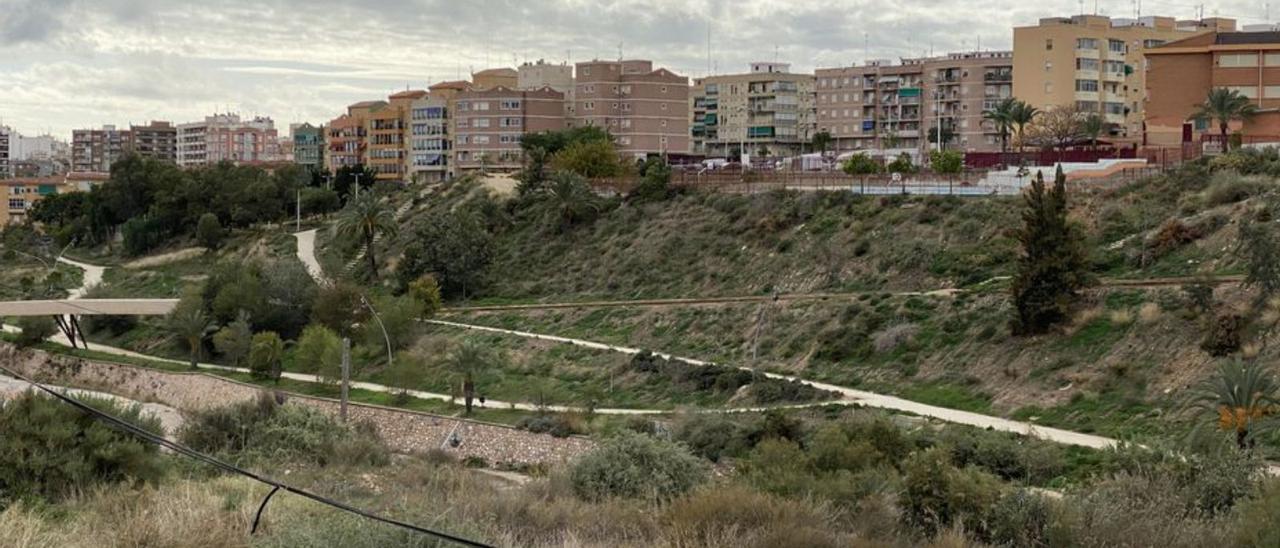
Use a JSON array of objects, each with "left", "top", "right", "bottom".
[
  {"left": 594, "top": 170, "right": 1020, "bottom": 197},
  {"left": 964, "top": 148, "right": 1138, "bottom": 169}
]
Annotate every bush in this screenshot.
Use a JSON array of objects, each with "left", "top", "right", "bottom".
[
  {"left": 1233, "top": 478, "right": 1280, "bottom": 547},
  {"left": 14, "top": 316, "right": 57, "bottom": 347},
  {"left": 1148, "top": 218, "right": 1203, "bottom": 258},
  {"left": 1201, "top": 310, "right": 1245, "bottom": 357},
  {"left": 570, "top": 432, "right": 708, "bottom": 502},
  {"left": 0, "top": 392, "right": 166, "bottom": 507},
  {"left": 195, "top": 212, "right": 224, "bottom": 250},
  {"left": 516, "top": 414, "right": 582, "bottom": 438},
  {"left": 841, "top": 153, "right": 882, "bottom": 176},
  {"left": 406, "top": 274, "right": 443, "bottom": 318},
  {"left": 300, "top": 187, "right": 341, "bottom": 215},
  {"left": 887, "top": 152, "right": 917, "bottom": 174},
  {"left": 294, "top": 323, "right": 343, "bottom": 380},
  {"left": 900, "top": 447, "right": 1003, "bottom": 537},
  {"left": 672, "top": 413, "right": 746, "bottom": 462},
  {"left": 989, "top": 489, "right": 1054, "bottom": 547},
  {"left": 1204, "top": 171, "right": 1265, "bottom": 206},
  {"left": 929, "top": 150, "right": 964, "bottom": 174},
  {"left": 177, "top": 393, "right": 388, "bottom": 468},
  {"left": 249, "top": 331, "right": 285, "bottom": 381}
]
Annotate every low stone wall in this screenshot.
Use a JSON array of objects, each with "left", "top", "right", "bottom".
[{"left": 0, "top": 345, "right": 595, "bottom": 466}]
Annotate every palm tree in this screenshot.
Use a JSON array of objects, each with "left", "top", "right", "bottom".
[
  {"left": 538, "top": 172, "right": 602, "bottom": 232},
  {"left": 1190, "top": 360, "right": 1279, "bottom": 450},
  {"left": 335, "top": 193, "right": 398, "bottom": 277},
  {"left": 1081, "top": 113, "right": 1106, "bottom": 150},
  {"left": 168, "top": 302, "right": 215, "bottom": 369},
  {"left": 448, "top": 339, "right": 492, "bottom": 414},
  {"left": 984, "top": 98, "right": 1017, "bottom": 153},
  {"left": 1009, "top": 100, "right": 1040, "bottom": 152},
  {"left": 1193, "top": 88, "right": 1259, "bottom": 152}
]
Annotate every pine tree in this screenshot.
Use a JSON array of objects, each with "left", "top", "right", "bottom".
[{"left": 1011, "top": 167, "right": 1089, "bottom": 335}]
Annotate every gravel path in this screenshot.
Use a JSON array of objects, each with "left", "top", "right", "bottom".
[{"left": 0, "top": 373, "right": 185, "bottom": 435}]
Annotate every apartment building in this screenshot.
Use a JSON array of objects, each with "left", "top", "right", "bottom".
[
  {"left": 176, "top": 114, "right": 279, "bottom": 167},
  {"left": 127, "top": 121, "right": 177, "bottom": 163},
  {"left": 13, "top": 134, "right": 69, "bottom": 163},
  {"left": 1146, "top": 31, "right": 1280, "bottom": 146},
  {"left": 72, "top": 125, "right": 130, "bottom": 172},
  {"left": 3, "top": 176, "right": 70, "bottom": 225},
  {"left": 364, "top": 89, "right": 426, "bottom": 182},
  {"left": 473, "top": 68, "right": 518, "bottom": 90},
  {"left": 574, "top": 59, "right": 690, "bottom": 158},
  {"left": 691, "top": 62, "right": 815, "bottom": 158},
  {"left": 290, "top": 123, "right": 325, "bottom": 169},
  {"left": 408, "top": 95, "right": 450, "bottom": 182},
  {"left": 1013, "top": 14, "right": 1235, "bottom": 143},
  {"left": 0, "top": 126, "right": 10, "bottom": 178},
  {"left": 325, "top": 100, "right": 384, "bottom": 172},
  {"left": 817, "top": 51, "right": 1013, "bottom": 153},
  {"left": 453, "top": 87, "right": 566, "bottom": 173}
]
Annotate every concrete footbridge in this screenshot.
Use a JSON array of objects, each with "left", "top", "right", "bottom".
[{"left": 0, "top": 298, "right": 179, "bottom": 349}]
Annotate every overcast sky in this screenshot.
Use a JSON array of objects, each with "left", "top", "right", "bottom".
[{"left": 0, "top": 0, "right": 1271, "bottom": 138}]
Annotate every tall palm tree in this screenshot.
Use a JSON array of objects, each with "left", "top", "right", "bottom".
[
  {"left": 335, "top": 193, "right": 398, "bottom": 277},
  {"left": 539, "top": 172, "right": 602, "bottom": 232},
  {"left": 1008, "top": 100, "right": 1040, "bottom": 152},
  {"left": 448, "top": 339, "right": 492, "bottom": 415},
  {"left": 1190, "top": 360, "right": 1279, "bottom": 450},
  {"left": 1081, "top": 113, "right": 1106, "bottom": 150},
  {"left": 984, "top": 98, "right": 1017, "bottom": 153},
  {"left": 1193, "top": 88, "right": 1259, "bottom": 152},
  {"left": 168, "top": 302, "right": 215, "bottom": 369}
]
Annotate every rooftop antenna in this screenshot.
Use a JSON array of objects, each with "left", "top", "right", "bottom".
[
  {"left": 863, "top": 32, "right": 869, "bottom": 64},
  {"left": 706, "top": 20, "right": 711, "bottom": 76}
]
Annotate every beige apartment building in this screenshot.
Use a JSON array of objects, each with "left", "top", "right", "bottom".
[
  {"left": 325, "top": 100, "right": 384, "bottom": 172},
  {"left": 691, "top": 62, "right": 816, "bottom": 158},
  {"left": 1013, "top": 14, "right": 1235, "bottom": 143},
  {"left": 365, "top": 89, "right": 427, "bottom": 182},
  {"left": 574, "top": 59, "right": 689, "bottom": 158},
  {"left": 472, "top": 68, "right": 518, "bottom": 90},
  {"left": 453, "top": 87, "right": 567, "bottom": 173},
  {"left": 816, "top": 51, "right": 1013, "bottom": 153}
]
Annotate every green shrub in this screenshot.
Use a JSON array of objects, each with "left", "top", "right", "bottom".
[
  {"left": 1233, "top": 478, "right": 1280, "bottom": 547},
  {"left": 195, "top": 212, "right": 224, "bottom": 250},
  {"left": 989, "top": 489, "right": 1054, "bottom": 547},
  {"left": 841, "top": 153, "right": 882, "bottom": 176},
  {"left": 249, "top": 331, "right": 285, "bottom": 381},
  {"left": 900, "top": 447, "right": 1004, "bottom": 537},
  {"left": 1203, "top": 171, "right": 1265, "bottom": 207},
  {"left": 14, "top": 316, "right": 57, "bottom": 347},
  {"left": 516, "top": 414, "right": 581, "bottom": 438},
  {"left": 672, "top": 413, "right": 745, "bottom": 462},
  {"left": 570, "top": 432, "right": 708, "bottom": 502},
  {"left": 0, "top": 392, "right": 166, "bottom": 507},
  {"left": 177, "top": 394, "right": 388, "bottom": 468},
  {"left": 887, "top": 153, "right": 917, "bottom": 174},
  {"left": 1201, "top": 310, "right": 1245, "bottom": 357}
]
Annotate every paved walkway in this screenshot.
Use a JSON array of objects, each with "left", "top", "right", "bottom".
[
  {"left": 0, "top": 373, "right": 185, "bottom": 434},
  {"left": 293, "top": 229, "right": 328, "bottom": 286}
]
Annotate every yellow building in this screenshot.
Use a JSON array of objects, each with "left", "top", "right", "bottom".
[
  {"left": 3, "top": 177, "right": 77, "bottom": 225},
  {"left": 1013, "top": 14, "right": 1234, "bottom": 143}
]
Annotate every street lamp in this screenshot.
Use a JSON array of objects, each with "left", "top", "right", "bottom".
[{"left": 359, "top": 294, "right": 394, "bottom": 368}]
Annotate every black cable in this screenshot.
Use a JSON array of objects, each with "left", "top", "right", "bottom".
[{"left": 0, "top": 364, "right": 494, "bottom": 548}]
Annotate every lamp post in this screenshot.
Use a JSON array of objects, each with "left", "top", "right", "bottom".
[{"left": 359, "top": 294, "right": 393, "bottom": 368}]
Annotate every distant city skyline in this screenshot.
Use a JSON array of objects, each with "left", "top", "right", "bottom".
[{"left": 0, "top": 0, "right": 1272, "bottom": 136}]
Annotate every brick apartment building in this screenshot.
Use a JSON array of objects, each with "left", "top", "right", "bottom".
[
  {"left": 574, "top": 59, "right": 690, "bottom": 158},
  {"left": 71, "top": 125, "right": 130, "bottom": 172},
  {"left": 816, "top": 50, "right": 1013, "bottom": 153},
  {"left": 1146, "top": 30, "right": 1280, "bottom": 147},
  {"left": 176, "top": 114, "right": 280, "bottom": 167},
  {"left": 453, "top": 86, "right": 567, "bottom": 172},
  {"left": 128, "top": 121, "right": 177, "bottom": 162},
  {"left": 691, "top": 62, "right": 816, "bottom": 158},
  {"left": 325, "top": 101, "right": 384, "bottom": 173},
  {"left": 366, "top": 89, "right": 427, "bottom": 182}
]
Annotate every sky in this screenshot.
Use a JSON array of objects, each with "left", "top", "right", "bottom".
[{"left": 0, "top": 0, "right": 1273, "bottom": 138}]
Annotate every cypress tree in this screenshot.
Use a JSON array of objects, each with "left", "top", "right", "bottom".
[{"left": 1011, "top": 167, "right": 1089, "bottom": 335}]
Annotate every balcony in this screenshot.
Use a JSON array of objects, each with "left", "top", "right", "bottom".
[{"left": 983, "top": 72, "right": 1012, "bottom": 82}]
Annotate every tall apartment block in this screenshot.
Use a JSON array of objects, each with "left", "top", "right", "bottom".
[
  {"left": 0, "top": 126, "right": 10, "bottom": 178},
  {"left": 325, "top": 101, "right": 384, "bottom": 172},
  {"left": 1013, "top": 14, "right": 1235, "bottom": 143},
  {"left": 1145, "top": 31, "right": 1280, "bottom": 146},
  {"left": 574, "top": 59, "right": 690, "bottom": 158},
  {"left": 691, "top": 62, "right": 816, "bottom": 158},
  {"left": 816, "top": 51, "right": 1013, "bottom": 153},
  {"left": 72, "top": 125, "right": 130, "bottom": 172},
  {"left": 408, "top": 93, "right": 450, "bottom": 182},
  {"left": 176, "top": 114, "right": 280, "bottom": 167},
  {"left": 519, "top": 60, "right": 576, "bottom": 119},
  {"left": 453, "top": 87, "right": 566, "bottom": 173},
  {"left": 128, "top": 121, "right": 177, "bottom": 162},
  {"left": 366, "top": 90, "right": 427, "bottom": 182},
  {"left": 289, "top": 123, "right": 325, "bottom": 169}
]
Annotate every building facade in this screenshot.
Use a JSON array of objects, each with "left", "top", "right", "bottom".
[
  {"left": 472, "top": 68, "right": 518, "bottom": 90},
  {"left": 574, "top": 59, "right": 690, "bottom": 158},
  {"left": 454, "top": 87, "right": 566, "bottom": 172},
  {"left": 72, "top": 125, "right": 129, "bottom": 172},
  {"left": 366, "top": 90, "right": 427, "bottom": 182},
  {"left": 691, "top": 62, "right": 816, "bottom": 158},
  {"left": 291, "top": 123, "right": 325, "bottom": 169},
  {"left": 3, "top": 177, "right": 69, "bottom": 225},
  {"left": 127, "top": 121, "right": 177, "bottom": 162},
  {"left": 0, "top": 126, "right": 10, "bottom": 178},
  {"left": 1013, "top": 14, "right": 1235, "bottom": 143},
  {"left": 408, "top": 95, "right": 450, "bottom": 182},
  {"left": 1146, "top": 31, "right": 1280, "bottom": 146},
  {"left": 325, "top": 101, "right": 383, "bottom": 173},
  {"left": 816, "top": 51, "right": 1013, "bottom": 153},
  {"left": 176, "top": 114, "right": 279, "bottom": 167}
]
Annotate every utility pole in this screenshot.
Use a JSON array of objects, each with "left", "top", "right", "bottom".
[
  {"left": 352, "top": 173, "right": 363, "bottom": 198},
  {"left": 340, "top": 338, "right": 350, "bottom": 423}
]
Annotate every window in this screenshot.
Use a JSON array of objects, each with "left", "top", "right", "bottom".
[
  {"left": 476, "top": 118, "right": 493, "bottom": 128},
  {"left": 660, "top": 103, "right": 668, "bottom": 110},
  {"left": 473, "top": 102, "right": 490, "bottom": 111},
  {"left": 473, "top": 135, "right": 490, "bottom": 144},
  {"left": 660, "top": 120, "right": 667, "bottom": 127},
  {"left": 1266, "top": 53, "right": 1280, "bottom": 66},
  {"left": 1142, "top": 39, "right": 1166, "bottom": 48},
  {"left": 1104, "top": 102, "right": 1125, "bottom": 115},
  {"left": 1105, "top": 60, "right": 1126, "bottom": 74},
  {"left": 584, "top": 101, "right": 594, "bottom": 110},
  {"left": 661, "top": 86, "right": 668, "bottom": 93},
  {"left": 499, "top": 134, "right": 520, "bottom": 144},
  {"left": 612, "top": 103, "right": 619, "bottom": 110},
  {"left": 621, "top": 85, "right": 631, "bottom": 94},
  {"left": 1076, "top": 38, "right": 1099, "bottom": 50},
  {"left": 582, "top": 67, "right": 591, "bottom": 76},
  {"left": 584, "top": 85, "right": 595, "bottom": 93},
  {"left": 622, "top": 103, "right": 632, "bottom": 111},
  {"left": 8, "top": 198, "right": 24, "bottom": 210},
  {"left": 1076, "top": 58, "right": 1100, "bottom": 71},
  {"left": 621, "top": 119, "right": 632, "bottom": 128},
  {"left": 1108, "top": 39, "right": 1125, "bottom": 54},
  {"left": 500, "top": 100, "right": 521, "bottom": 109},
  {"left": 1046, "top": 38, "right": 1054, "bottom": 51},
  {"left": 1226, "top": 85, "right": 1259, "bottom": 99},
  {"left": 1075, "top": 100, "right": 1099, "bottom": 111},
  {"left": 1075, "top": 79, "right": 1099, "bottom": 92},
  {"left": 1266, "top": 86, "right": 1280, "bottom": 98},
  {"left": 500, "top": 117, "right": 521, "bottom": 127},
  {"left": 1220, "top": 53, "right": 1259, "bottom": 67}
]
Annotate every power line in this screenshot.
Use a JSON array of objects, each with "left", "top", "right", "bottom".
[{"left": 0, "top": 364, "right": 494, "bottom": 548}]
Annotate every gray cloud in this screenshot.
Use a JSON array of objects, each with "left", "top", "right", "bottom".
[{"left": 0, "top": 0, "right": 1271, "bottom": 136}]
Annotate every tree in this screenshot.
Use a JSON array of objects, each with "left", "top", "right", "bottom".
[
  {"left": 299, "top": 187, "right": 341, "bottom": 215},
  {"left": 212, "top": 310, "right": 252, "bottom": 367},
  {"left": 167, "top": 293, "right": 215, "bottom": 369},
  {"left": 551, "top": 139, "right": 626, "bottom": 178},
  {"left": 447, "top": 339, "right": 492, "bottom": 414},
  {"left": 311, "top": 281, "right": 369, "bottom": 336},
  {"left": 195, "top": 212, "right": 224, "bottom": 251},
  {"left": 1010, "top": 167, "right": 1090, "bottom": 335},
  {"left": 1081, "top": 113, "right": 1107, "bottom": 149},
  {"left": 1027, "top": 105, "right": 1085, "bottom": 151},
  {"left": 15, "top": 316, "right": 57, "bottom": 348},
  {"left": 332, "top": 164, "right": 378, "bottom": 202},
  {"left": 1237, "top": 214, "right": 1280, "bottom": 300},
  {"left": 570, "top": 432, "right": 709, "bottom": 502},
  {"left": 1009, "top": 100, "right": 1040, "bottom": 152},
  {"left": 334, "top": 193, "right": 397, "bottom": 277},
  {"left": 398, "top": 211, "right": 493, "bottom": 299},
  {"left": 1194, "top": 88, "right": 1259, "bottom": 152},
  {"left": 406, "top": 274, "right": 443, "bottom": 318},
  {"left": 533, "top": 171, "right": 603, "bottom": 232},
  {"left": 887, "top": 152, "right": 917, "bottom": 174},
  {"left": 628, "top": 157, "right": 672, "bottom": 203},
  {"left": 249, "top": 331, "right": 285, "bottom": 382},
  {"left": 929, "top": 150, "right": 964, "bottom": 174},
  {"left": 984, "top": 98, "right": 1017, "bottom": 153},
  {"left": 359, "top": 294, "right": 423, "bottom": 354},
  {"left": 1191, "top": 360, "right": 1279, "bottom": 449},
  {"left": 841, "top": 153, "right": 882, "bottom": 176},
  {"left": 811, "top": 131, "right": 833, "bottom": 154},
  {"left": 294, "top": 323, "right": 344, "bottom": 382}
]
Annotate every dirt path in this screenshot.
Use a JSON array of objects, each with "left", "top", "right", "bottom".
[
  {"left": 293, "top": 229, "right": 328, "bottom": 286},
  {"left": 57, "top": 256, "right": 104, "bottom": 299},
  {"left": 0, "top": 373, "right": 185, "bottom": 434}
]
